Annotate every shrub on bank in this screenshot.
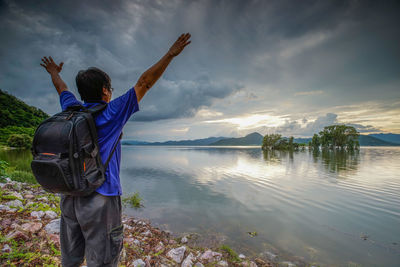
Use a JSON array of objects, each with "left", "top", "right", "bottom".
[{"left": 7, "top": 134, "right": 32, "bottom": 149}]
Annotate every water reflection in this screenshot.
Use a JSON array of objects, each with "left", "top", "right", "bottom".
[
  {"left": 315, "top": 149, "right": 360, "bottom": 174},
  {"left": 262, "top": 148, "right": 360, "bottom": 174},
  {"left": 0, "top": 149, "right": 32, "bottom": 172}
]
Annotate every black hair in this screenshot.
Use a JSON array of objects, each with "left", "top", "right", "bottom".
[{"left": 75, "top": 67, "right": 111, "bottom": 102}]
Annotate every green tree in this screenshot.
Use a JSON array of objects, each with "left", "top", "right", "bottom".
[
  {"left": 318, "top": 125, "right": 359, "bottom": 150},
  {"left": 262, "top": 134, "right": 282, "bottom": 150},
  {"left": 309, "top": 134, "right": 320, "bottom": 149},
  {"left": 7, "top": 134, "right": 32, "bottom": 149}
]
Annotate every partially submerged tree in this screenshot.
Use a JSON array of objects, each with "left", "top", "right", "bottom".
[{"left": 318, "top": 125, "right": 359, "bottom": 150}]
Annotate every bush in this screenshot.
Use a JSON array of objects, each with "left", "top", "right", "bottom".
[
  {"left": 7, "top": 134, "right": 32, "bottom": 149},
  {"left": 122, "top": 192, "right": 143, "bottom": 208}
]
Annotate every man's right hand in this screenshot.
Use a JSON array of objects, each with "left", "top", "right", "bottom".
[
  {"left": 167, "top": 33, "right": 191, "bottom": 57},
  {"left": 40, "top": 56, "right": 64, "bottom": 75}
]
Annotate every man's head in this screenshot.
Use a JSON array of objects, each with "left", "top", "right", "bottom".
[{"left": 75, "top": 67, "right": 112, "bottom": 103}]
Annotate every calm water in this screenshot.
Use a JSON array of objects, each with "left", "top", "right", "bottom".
[
  {"left": 1, "top": 147, "right": 399, "bottom": 266},
  {"left": 120, "top": 146, "right": 400, "bottom": 266}
]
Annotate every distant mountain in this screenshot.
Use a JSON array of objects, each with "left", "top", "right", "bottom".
[
  {"left": 123, "top": 136, "right": 228, "bottom": 146},
  {"left": 359, "top": 135, "right": 400, "bottom": 146},
  {"left": 121, "top": 140, "right": 150, "bottom": 145},
  {"left": 368, "top": 133, "right": 400, "bottom": 144},
  {"left": 210, "top": 132, "right": 263, "bottom": 146}
]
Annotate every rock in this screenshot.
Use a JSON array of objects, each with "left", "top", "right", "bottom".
[
  {"left": 31, "top": 211, "right": 45, "bottom": 219},
  {"left": 10, "top": 192, "right": 23, "bottom": 199},
  {"left": 38, "top": 197, "right": 48, "bottom": 202},
  {"left": 280, "top": 261, "right": 296, "bottom": 267},
  {"left": 5, "top": 199, "right": 23, "bottom": 208},
  {"left": 200, "top": 250, "right": 222, "bottom": 263},
  {"left": 44, "top": 218, "right": 60, "bottom": 234},
  {"left": 0, "top": 218, "right": 12, "bottom": 229},
  {"left": 132, "top": 259, "right": 145, "bottom": 267},
  {"left": 13, "top": 183, "right": 22, "bottom": 190},
  {"left": 154, "top": 241, "right": 164, "bottom": 252},
  {"left": 241, "top": 262, "right": 258, "bottom": 267},
  {"left": 0, "top": 183, "right": 6, "bottom": 188},
  {"left": 181, "top": 236, "right": 188, "bottom": 244},
  {"left": 141, "top": 230, "right": 152, "bottom": 237},
  {"left": 133, "top": 239, "right": 141, "bottom": 246},
  {"left": 123, "top": 224, "right": 133, "bottom": 230},
  {"left": 24, "top": 194, "right": 35, "bottom": 200},
  {"left": 263, "top": 251, "right": 277, "bottom": 260},
  {"left": 169, "top": 239, "right": 177, "bottom": 245},
  {"left": 49, "top": 233, "right": 60, "bottom": 246},
  {"left": 255, "top": 258, "right": 267, "bottom": 266},
  {"left": 6, "top": 230, "right": 29, "bottom": 241},
  {"left": 0, "top": 204, "right": 12, "bottom": 211},
  {"left": 166, "top": 246, "right": 186, "bottom": 263},
  {"left": 217, "top": 260, "right": 229, "bottom": 267},
  {"left": 181, "top": 252, "right": 195, "bottom": 267},
  {"left": 44, "top": 210, "right": 58, "bottom": 219},
  {"left": 20, "top": 222, "right": 43, "bottom": 234},
  {"left": 194, "top": 263, "right": 205, "bottom": 267},
  {"left": 239, "top": 253, "right": 246, "bottom": 259},
  {"left": 2, "top": 244, "right": 11, "bottom": 253}
]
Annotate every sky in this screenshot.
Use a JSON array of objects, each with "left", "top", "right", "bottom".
[{"left": 1, "top": 0, "right": 399, "bottom": 141}]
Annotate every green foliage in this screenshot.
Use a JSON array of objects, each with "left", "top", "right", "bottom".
[
  {"left": 7, "top": 134, "right": 32, "bottom": 149},
  {"left": 309, "top": 134, "right": 321, "bottom": 148},
  {"left": 0, "top": 126, "right": 35, "bottom": 144},
  {"left": 220, "top": 244, "right": 241, "bottom": 262},
  {"left": 262, "top": 134, "right": 301, "bottom": 151},
  {"left": 6, "top": 169, "right": 36, "bottom": 184},
  {"left": 0, "top": 160, "right": 8, "bottom": 176},
  {"left": 0, "top": 89, "right": 49, "bottom": 128},
  {"left": 262, "top": 134, "right": 282, "bottom": 150},
  {"left": 122, "top": 192, "right": 143, "bottom": 208},
  {"left": 318, "top": 125, "right": 360, "bottom": 150}
]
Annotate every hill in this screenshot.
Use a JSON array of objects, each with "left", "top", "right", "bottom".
[
  {"left": 0, "top": 89, "right": 49, "bottom": 144},
  {"left": 210, "top": 132, "right": 263, "bottom": 146},
  {"left": 359, "top": 135, "right": 399, "bottom": 146},
  {"left": 0, "top": 89, "right": 48, "bottom": 128},
  {"left": 369, "top": 133, "right": 400, "bottom": 144}
]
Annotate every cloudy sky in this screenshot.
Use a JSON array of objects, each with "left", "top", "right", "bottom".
[{"left": 1, "top": 0, "right": 399, "bottom": 141}]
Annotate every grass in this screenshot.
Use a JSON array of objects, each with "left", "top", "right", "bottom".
[
  {"left": 219, "top": 244, "right": 241, "bottom": 262},
  {"left": 122, "top": 192, "right": 143, "bottom": 208},
  {"left": 7, "top": 170, "right": 36, "bottom": 184}
]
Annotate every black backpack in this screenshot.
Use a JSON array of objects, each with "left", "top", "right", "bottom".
[{"left": 31, "top": 104, "right": 122, "bottom": 196}]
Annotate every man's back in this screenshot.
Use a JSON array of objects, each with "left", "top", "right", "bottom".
[{"left": 59, "top": 87, "right": 139, "bottom": 195}]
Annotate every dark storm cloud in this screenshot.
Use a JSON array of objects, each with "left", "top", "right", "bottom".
[
  {"left": 134, "top": 75, "right": 242, "bottom": 121},
  {"left": 1, "top": 0, "right": 399, "bottom": 138}
]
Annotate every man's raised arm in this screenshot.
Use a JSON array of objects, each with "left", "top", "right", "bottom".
[
  {"left": 134, "top": 33, "right": 191, "bottom": 102},
  {"left": 40, "top": 56, "right": 68, "bottom": 95}
]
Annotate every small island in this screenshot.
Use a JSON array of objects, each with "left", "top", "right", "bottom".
[{"left": 261, "top": 125, "right": 360, "bottom": 151}]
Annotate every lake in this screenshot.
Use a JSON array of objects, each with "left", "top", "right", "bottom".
[
  {"left": 120, "top": 146, "right": 400, "bottom": 266},
  {"left": 1, "top": 146, "right": 399, "bottom": 266}
]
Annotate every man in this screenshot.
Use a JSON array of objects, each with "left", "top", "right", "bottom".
[{"left": 40, "top": 33, "right": 191, "bottom": 266}]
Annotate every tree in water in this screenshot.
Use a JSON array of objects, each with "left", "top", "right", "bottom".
[{"left": 318, "top": 125, "right": 359, "bottom": 150}]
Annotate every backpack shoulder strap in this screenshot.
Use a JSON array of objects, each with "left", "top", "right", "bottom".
[
  {"left": 86, "top": 103, "right": 107, "bottom": 114},
  {"left": 104, "top": 132, "right": 123, "bottom": 169}
]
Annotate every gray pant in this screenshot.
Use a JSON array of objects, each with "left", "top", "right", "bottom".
[{"left": 60, "top": 192, "right": 123, "bottom": 267}]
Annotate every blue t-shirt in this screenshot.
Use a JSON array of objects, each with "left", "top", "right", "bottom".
[{"left": 59, "top": 87, "right": 139, "bottom": 196}]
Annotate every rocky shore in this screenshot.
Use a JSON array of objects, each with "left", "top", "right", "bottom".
[{"left": 0, "top": 178, "right": 280, "bottom": 266}]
